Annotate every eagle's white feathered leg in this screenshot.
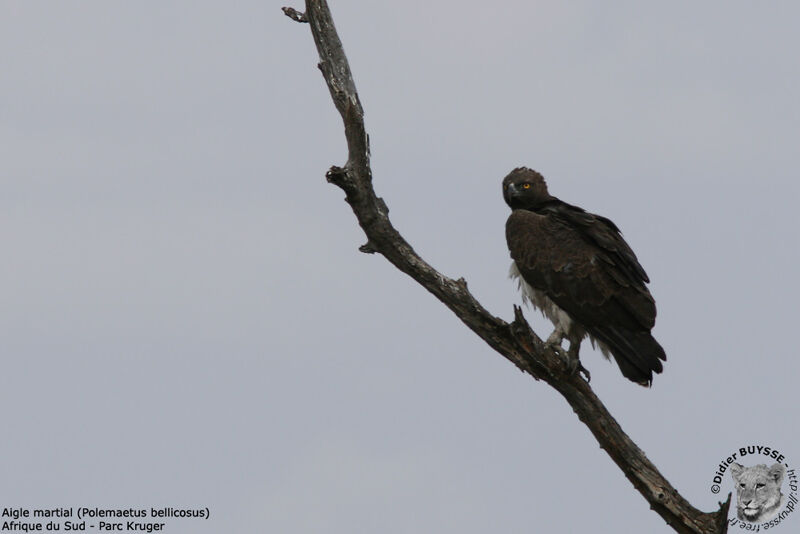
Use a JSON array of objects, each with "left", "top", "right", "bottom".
[{"left": 545, "top": 326, "right": 566, "bottom": 346}]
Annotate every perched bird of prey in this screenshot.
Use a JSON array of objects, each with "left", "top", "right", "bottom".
[{"left": 503, "top": 167, "right": 666, "bottom": 386}]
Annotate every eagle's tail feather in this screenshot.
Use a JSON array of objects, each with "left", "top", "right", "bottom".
[{"left": 591, "top": 326, "right": 666, "bottom": 387}]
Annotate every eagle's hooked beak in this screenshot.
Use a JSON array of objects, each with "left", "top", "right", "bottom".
[{"left": 505, "top": 182, "right": 521, "bottom": 204}]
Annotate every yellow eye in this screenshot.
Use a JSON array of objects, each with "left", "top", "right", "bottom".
[{"left": 522, "top": 183, "right": 531, "bottom": 189}]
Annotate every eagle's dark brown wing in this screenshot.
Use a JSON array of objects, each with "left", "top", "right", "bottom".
[{"left": 506, "top": 203, "right": 666, "bottom": 384}]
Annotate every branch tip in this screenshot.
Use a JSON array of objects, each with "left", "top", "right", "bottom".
[
  {"left": 359, "top": 241, "right": 378, "bottom": 254},
  {"left": 512, "top": 305, "right": 529, "bottom": 328},
  {"left": 325, "top": 165, "right": 347, "bottom": 184},
  {"left": 281, "top": 7, "right": 308, "bottom": 23},
  {"left": 715, "top": 494, "right": 732, "bottom": 531}
]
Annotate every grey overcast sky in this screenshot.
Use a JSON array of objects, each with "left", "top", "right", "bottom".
[{"left": 2, "top": 1, "right": 799, "bottom": 532}]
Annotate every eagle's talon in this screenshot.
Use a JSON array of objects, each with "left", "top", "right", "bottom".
[
  {"left": 548, "top": 342, "right": 590, "bottom": 383},
  {"left": 566, "top": 348, "right": 591, "bottom": 383}
]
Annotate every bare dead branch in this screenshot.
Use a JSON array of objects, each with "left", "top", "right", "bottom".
[
  {"left": 281, "top": 7, "right": 307, "bottom": 23},
  {"left": 284, "top": 1, "right": 731, "bottom": 532}
]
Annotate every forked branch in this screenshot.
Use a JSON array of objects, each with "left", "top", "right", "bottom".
[{"left": 284, "top": 2, "right": 730, "bottom": 532}]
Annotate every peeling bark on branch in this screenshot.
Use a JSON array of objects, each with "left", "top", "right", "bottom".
[{"left": 284, "top": 2, "right": 731, "bottom": 532}]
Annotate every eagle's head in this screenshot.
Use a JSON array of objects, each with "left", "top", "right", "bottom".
[{"left": 502, "top": 167, "right": 553, "bottom": 210}]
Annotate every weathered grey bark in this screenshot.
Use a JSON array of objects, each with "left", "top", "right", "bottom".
[{"left": 283, "top": 2, "right": 731, "bottom": 532}]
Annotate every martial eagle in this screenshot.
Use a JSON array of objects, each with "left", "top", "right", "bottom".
[{"left": 503, "top": 167, "right": 666, "bottom": 386}]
